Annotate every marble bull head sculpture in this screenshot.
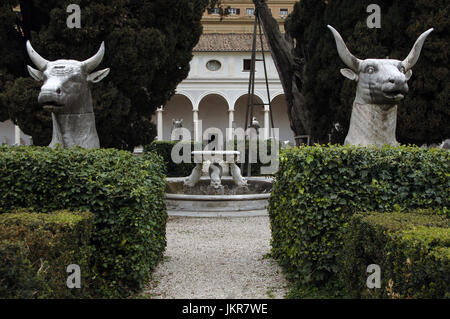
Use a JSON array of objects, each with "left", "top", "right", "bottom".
[
  {"left": 328, "top": 25, "right": 433, "bottom": 146},
  {"left": 27, "top": 41, "right": 110, "bottom": 148}
]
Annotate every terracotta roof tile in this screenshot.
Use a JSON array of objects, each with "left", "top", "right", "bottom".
[{"left": 193, "top": 33, "right": 269, "bottom": 52}]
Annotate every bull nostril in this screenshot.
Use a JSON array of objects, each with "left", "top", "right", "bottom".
[{"left": 389, "top": 79, "right": 395, "bottom": 84}]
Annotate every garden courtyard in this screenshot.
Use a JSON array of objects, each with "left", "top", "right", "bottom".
[{"left": 0, "top": 0, "right": 449, "bottom": 302}]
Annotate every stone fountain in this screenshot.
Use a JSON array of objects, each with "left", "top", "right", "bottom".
[{"left": 165, "top": 150, "right": 273, "bottom": 217}]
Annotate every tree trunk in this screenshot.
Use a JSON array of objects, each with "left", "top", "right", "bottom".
[{"left": 253, "top": 0, "right": 312, "bottom": 140}]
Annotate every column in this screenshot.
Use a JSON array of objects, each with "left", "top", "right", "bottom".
[
  {"left": 228, "top": 109, "right": 234, "bottom": 141},
  {"left": 263, "top": 109, "right": 270, "bottom": 139},
  {"left": 193, "top": 109, "right": 200, "bottom": 143},
  {"left": 14, "top": 125, "right": 21, "bottom": 145},
  {"left": 156, "top": 106, "right": 163, "bottom": 140}
]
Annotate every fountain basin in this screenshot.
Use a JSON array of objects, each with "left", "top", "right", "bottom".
[{"left": 166, "top": 176, "right": 272, "bottom": 217}]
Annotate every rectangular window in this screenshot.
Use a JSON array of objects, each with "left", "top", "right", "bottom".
[
  {"left": 227, "top": 8, "right": 240, "bottom": 15},
  {"left": 280, "top": 8, "right": 289, "bottom": 18},
  {"left": 246, "top": 8, "right": 254, "bottom": 16},
  {"left": 243, "top": 59, "right": 252, "bottom": 71},
  {"left": 208, "top": 8, "right": 220, "bottom": 14}
]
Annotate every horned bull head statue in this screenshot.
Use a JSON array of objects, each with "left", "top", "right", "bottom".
[
  {"left": 27, "top": 41, "right": 110, "bottom": 148},
  {"left": 328, "top": 25, "right": 433, "bottom": 147}
]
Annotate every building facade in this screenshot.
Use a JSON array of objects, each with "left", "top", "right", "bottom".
[
  {"left": 156, "top": 0, "right": 296, "bottom": 144},
  {"left": 202, "top": 0, "right": 294, "bottom": 33}
]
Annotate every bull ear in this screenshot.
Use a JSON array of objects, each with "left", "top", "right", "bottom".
[
  {"left": 405, "top": 69, "right": 413, "bottom": 80},
  {"left": 87, "top": 68, "right": 110, "bottom": 83},
  {"left": 340, "top": 68, "right": 358, "bottom": 81},
  {"left": 27, "top": 65, "right": 43, "bottom": 81}
]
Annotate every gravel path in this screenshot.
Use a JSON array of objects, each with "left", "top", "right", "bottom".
[{"left": 141, "top": 216, "right": 288, "bottom": 299}]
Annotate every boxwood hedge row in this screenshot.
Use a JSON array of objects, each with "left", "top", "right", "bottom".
[
  {"left": 340, "top": 209, "right": 449, "bottom": 298},
  {"left": 268, "top": 145, "right": 449, "bottom": 288},
  {"left": 0, "top": 210, "right": 94, "bottom": 298},
  {"left": 0, "top": 146, "right": 167, "bottom": 297}
]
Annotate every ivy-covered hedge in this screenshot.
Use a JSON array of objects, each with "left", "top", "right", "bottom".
[
  {"left": 340, "top": 209, "right": 449, "bottom": 299},
  {"left": 144, "top": 139, "right": 279, "bottom": 177},
  {"left": 269, "top": 145, "right": 450, "bottom": 288},
  {"left": 0, "top": 210, "right": 94, "bottom": 298},
  {"left": 0, "top": 146, "right": 167, "bottom": 297}
]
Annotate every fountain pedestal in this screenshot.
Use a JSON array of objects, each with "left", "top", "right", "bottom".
[{"left": 184, "top": 151, "right": 248, "bottom": 189}]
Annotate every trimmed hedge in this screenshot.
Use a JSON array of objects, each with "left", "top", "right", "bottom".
[
  {"left": 0, "top": 209, "right": 94, "bottom": 298},
  {"left": 144, "top": 140, "right": 196, "bottom": 177},
  {"left": 144, "top": 139, "right": 278, "bottom": 177},
  {"left": 340, "top": 209, "right": 449, "bottom": 298},
  {"left": 0, "top": 146, "right": 167, "bottom": 297},
  {"left": 269, "top": 145, "right": 450, "bottom": 287}
]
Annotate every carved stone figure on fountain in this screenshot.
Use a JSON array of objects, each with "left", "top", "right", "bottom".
[
  {"left": 184, "top": 151, "right": 247, "bottom": 189},
  {"left": 171, "top": 119, "right": 183, "bottom": 141},
  {"left": 209, "top": 163, "right": 223, "bottom": 189}
]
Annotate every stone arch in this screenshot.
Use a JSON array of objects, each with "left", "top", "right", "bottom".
[
  {"left": 198, "top": 93, "right": 229, "bottom": 143},
  {"left": 270, "top": 94, "right": 295, "bottom": 143},
  {"left": 162, "top": 93, "right": 194, "bottom": 141},
  {"left": 233, "top": 93, "right": 265, "bottom": 130},
  {"left": 196, "top": 91, "right": 230, "bottom": 111},
  {"left": 270, "top": 91, "right": 285, "bottom": 104}
]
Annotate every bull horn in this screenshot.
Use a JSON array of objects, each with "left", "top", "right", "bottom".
[
  {"left": 26, "top": 41, "right": 49, "bottom": 71},
  {"left": 82, "top": 42, "right": 105, "bottom": 73},
  {"left": 402, "top": 28, "right": 433, "bottom": 71},
  {"left": 327, "top": 25, "right": 361, "bottom": 72}
]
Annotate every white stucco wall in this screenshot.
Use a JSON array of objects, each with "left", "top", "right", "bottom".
[{"left": 0, "top": 120, "right": 32, "bottom": 146}]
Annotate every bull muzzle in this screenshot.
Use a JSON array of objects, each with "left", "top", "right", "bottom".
[
  {"left": 381, "top": 81, "right": 409, "bottom": 102},
  {"left": 38, "top": 90, "right": 65, "bottom": 113}
]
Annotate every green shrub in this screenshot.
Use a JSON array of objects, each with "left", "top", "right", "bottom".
[
  {"left": 340, "top": 209, "right": 449, "bottom": 298},
  {"left": 0, "top": 146, "right": 167, "bottom": 297},
  {"left": 0, "top": 209, "right": 94, "bottom": 298},
  {"left": 268, "top": 145, "right": 450, "bottom": 287},
  {"left": 144, "top": 139, "right": 279, "bottom": 177},
  {"left": 144, "top": 140, "right": 196, "bottom": 177}
]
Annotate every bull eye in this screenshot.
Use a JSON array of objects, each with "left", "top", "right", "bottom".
[{"left": 366, "top": 66, "right": 375, "bottom": 74}]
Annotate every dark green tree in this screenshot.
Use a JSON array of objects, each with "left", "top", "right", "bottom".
[
  {"left": 0, "top": 1, "right": 26, "bottom": 122},
  {"left": 269, "top": 0, "right": 449, "bottom": 144},
  {"left": 0, "top": 0, "right": 208, "bottom": 149}
]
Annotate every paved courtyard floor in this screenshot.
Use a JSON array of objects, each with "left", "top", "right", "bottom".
[{"left": 140, "top": 216, "right": 288, "bottom": 299}]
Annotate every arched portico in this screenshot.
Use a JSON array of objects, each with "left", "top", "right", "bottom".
[
  {"left": 198, "top": 93, "right": 229, "bottom": 143},
  {"left": 158, "top": 93, "right": 194, "bottom": 141},
  {"left": 233, "top": 94, "right": 265, "bottom": 132},
  {"left": 271, "top": 94, "right": 295, "bottom": 143}
]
